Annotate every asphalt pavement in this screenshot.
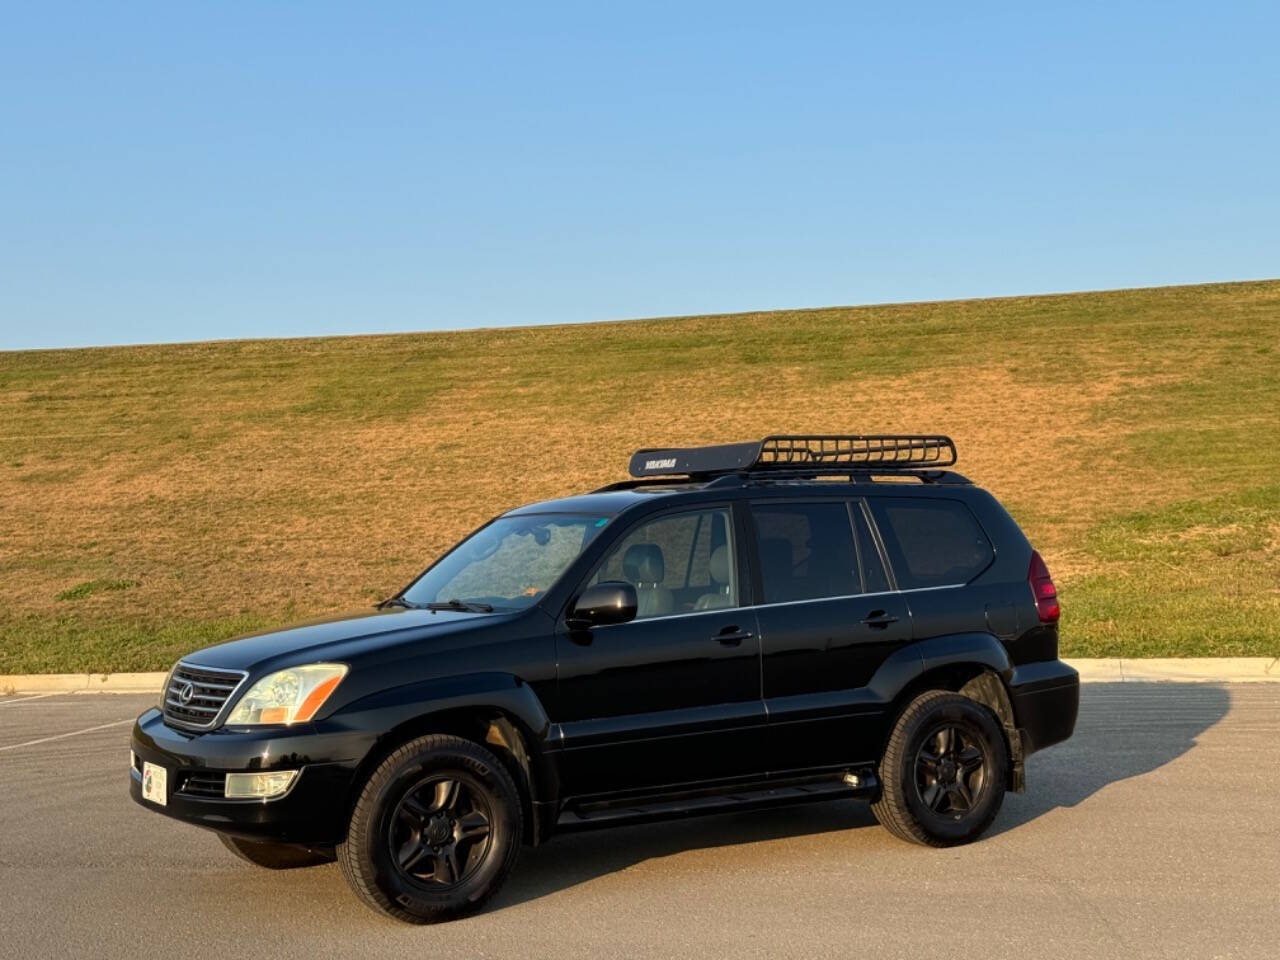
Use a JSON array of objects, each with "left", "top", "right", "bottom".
[{"left": 1, "top": 684, "right": 1276, "bottom": 960}]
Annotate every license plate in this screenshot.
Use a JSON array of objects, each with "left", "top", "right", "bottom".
[{"left": 141, "top": 761, "right": 168, "bottom": 807}]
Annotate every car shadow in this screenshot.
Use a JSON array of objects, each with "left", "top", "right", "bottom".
[
  {"left": 495, "top": 682, "right": 1230, "bottom": 910},
  {"left": 987, "top": 681, "right": 1230, "bottom": 834},
  {"left": 496, "top": 794, "right": 881, "bottom": 911}
]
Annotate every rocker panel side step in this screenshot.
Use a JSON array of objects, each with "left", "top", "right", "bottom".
[{"left": 556, "top": 769, "right": 880, "bottom": 833}]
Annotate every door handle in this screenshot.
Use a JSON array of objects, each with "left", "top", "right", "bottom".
[
  {"left": 713, "top": 626, "right": 754, "bottom": 646},
  {"left": 860, "top": 610, "right": 900, "bottom": 628}
]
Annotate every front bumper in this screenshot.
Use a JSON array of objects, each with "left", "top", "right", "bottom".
[
  {"left": 129, "top": 708, "right": 371, "bottom": 845},
  {"left": 1008, "top": 659, "right": 1080, "bottom": 755}
]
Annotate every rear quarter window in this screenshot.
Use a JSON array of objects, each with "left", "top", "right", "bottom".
[{"left": 870, "top": 497, "right": 993, "bottom": 589}]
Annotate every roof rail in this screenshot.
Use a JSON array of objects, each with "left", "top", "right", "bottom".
[{"left": 627, "top": 434, "right": 957, "bottom": 479}]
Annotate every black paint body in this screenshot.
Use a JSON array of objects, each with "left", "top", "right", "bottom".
[{"left": 131, "top": 479, "right": 1079, "bottom": 846}]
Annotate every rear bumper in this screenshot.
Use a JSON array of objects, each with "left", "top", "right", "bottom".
[
  {"left": 129, "top": 708, "right": 371, "bottom": 845},
  {"left": 1007, "top": 660, "right": 1080, "bottom": 756}
]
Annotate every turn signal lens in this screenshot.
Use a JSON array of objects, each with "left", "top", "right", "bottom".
[
  {"left": 1028, "top": 550, "right": 1060, "bottom": 623},
  {"left": 225, "top": 663, "right": 348, "bottom": 726}
]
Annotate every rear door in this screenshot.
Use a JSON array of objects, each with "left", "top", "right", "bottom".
[
  {"left": 751, "top": 498, "right": 911, "bottom": 771},
  {"left": 553, "top": 503, "right": 765, "bottom": 798},
  {"left": 866, "top": 495, "right": 996, "bottom": 641}
]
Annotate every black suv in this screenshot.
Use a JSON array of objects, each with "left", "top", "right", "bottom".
[{"left": 130, "top": 435, "right": 1078, "bottom": 923}]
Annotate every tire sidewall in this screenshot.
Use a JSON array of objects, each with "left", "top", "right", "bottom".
[
  {"left": 355, "top": 743, "right": 520, "bottom": 919},
  {"left": 897, "top": 697, "right": 1007, "bottom": 844}
]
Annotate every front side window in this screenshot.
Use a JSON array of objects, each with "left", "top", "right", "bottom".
[
  {"left": 403, "top": 513, "right": 609, "bottom": 611},
  {"left": 591, "top": 508, "right": 738, "bottom": 619},
  {"left": 752, "top": 501, "right": 860, "bottom": 603},
  {"left": 870, "top": 497, "right": 993, "bottom": 589}
]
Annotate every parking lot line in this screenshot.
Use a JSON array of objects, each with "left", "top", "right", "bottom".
[
  {"left": 0, "top": 718, "right": 133, "bottom": 753},
  {"left": 0, "top": 693, "right": 58, "bottom": 706}
]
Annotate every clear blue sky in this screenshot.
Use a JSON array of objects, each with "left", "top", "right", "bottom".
[{"left": 2, "top": 2, "right": 1277, "bottom": 350}]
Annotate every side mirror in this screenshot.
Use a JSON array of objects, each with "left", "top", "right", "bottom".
[{"left": 568, "top": 581, "right": 638, "bottom": 629}]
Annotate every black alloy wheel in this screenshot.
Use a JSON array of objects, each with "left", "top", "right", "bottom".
[
  {"left": 389, "top": 773, "right": 494, "bottom": 888},
  {"left": 339, "top": 734, "right": 522, "bottom": 923},
  {"left": 872, "top": 689, "right": 1009, "bottom": 846},
  {"left": 913, "top": 722, "right": 989, "bottom": 818}
]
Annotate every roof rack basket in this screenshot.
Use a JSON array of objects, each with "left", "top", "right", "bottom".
[{"left": 627, "top": 434, "right": 956, "bottom": 479}]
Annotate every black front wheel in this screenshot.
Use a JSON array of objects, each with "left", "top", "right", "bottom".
[
  {"left": 338, "top": 734, "right": 521, "bottom": 923},
  {"left": 872, "top": 690, "right": 1009, "bottom": 846}
]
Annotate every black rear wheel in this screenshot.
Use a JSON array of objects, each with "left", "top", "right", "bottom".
[
  {"left": 914, "top": 722, "right": 990, "bottom": 818},
  {"left": 872, "top": 690, "right": 1008, "bottom": 846},
  {"left": 338, "top": 734, "right": 521, "bottom": 923}
]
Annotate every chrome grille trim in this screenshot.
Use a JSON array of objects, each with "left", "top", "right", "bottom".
[
  {"left": 162, "top": 662, "right": 250, "bottom": 731},
  {"left": 163, "top": 699, "right": 219, "bottom": 712}
]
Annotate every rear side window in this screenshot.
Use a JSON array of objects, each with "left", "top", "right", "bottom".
[
  {"left": 752, "top": 502, "right": 859, "bottom": 603},
  {"left": 870, "top": 497, "right": 993, "bottom": 589}
]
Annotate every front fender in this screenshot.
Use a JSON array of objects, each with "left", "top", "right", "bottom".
[{"left": 327, "top": 672, "right": 558, "bottom": 803}]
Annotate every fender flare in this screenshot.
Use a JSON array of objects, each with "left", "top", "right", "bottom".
[
  {"left": 335, "top": 672, "right": 559, "bottom": 806},
  {"left": 864, "top": 633, "right": 1024, "bottom": 790},
  {"left": 864, "top": 632, "right": 1013, "bottom": 703}
]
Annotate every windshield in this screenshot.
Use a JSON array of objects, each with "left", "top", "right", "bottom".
[{"left": 401, "top": 513, "right": 610, "bottom": 611}]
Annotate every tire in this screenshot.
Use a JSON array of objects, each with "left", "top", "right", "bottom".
[
  {"left": 872, "top": 690, "right": 1009, "bottom": 847},
  {"left": 217, "top": 833, "right": 335, "bottom": 869},
  {"left": 338, "top": 734, "right": 522, "bottom": 924}
]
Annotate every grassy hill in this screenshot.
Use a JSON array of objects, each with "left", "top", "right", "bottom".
[{"left": 2, "top": 280, "right": 1278, "bottom": 675}]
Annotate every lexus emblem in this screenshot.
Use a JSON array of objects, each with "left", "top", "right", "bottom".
[{"left": 177, "top": 681, "right": 195, "bottom": 705}]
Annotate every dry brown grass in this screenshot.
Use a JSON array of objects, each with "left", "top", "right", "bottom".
[{"left": 2, "top": 279, "right": 1278, "bottom": 671}]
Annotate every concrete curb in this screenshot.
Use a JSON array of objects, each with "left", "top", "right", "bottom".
[
  {"left": 3, "top": 658, "right": 1279, "bottom": 695},
  {"left": 0, "top": 673, "right": 168, "bottom": 695},
  {"left": 1066, "top": 657, "right": 1280, "bottom": 683}
]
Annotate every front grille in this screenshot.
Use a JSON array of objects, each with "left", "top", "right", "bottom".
[
  {"left": 178, "top": 771, "right": 227, "bottom": 798},
  {"left": 162, "top": 663, "right": 248, "bottom": 731}
]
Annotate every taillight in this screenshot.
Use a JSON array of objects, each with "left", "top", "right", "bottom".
[{"left": 1029, "top": 550, "right": 1060, "bottom": 623}]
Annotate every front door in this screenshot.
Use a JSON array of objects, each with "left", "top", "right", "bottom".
[
  {"left": 553, "top": 505, "right": 764, "bottom": 799},
  {"left": 750, "top": 498, "right": 912, "bottom": 771}
]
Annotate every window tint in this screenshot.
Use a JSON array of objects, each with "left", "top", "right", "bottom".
[
  {"left": 870, "top": 497, "right": 993, "bottom": 589},
  {"left": 752, "top": 502, "right": 859, "bottom": 603},
  {"left": 852, "top": 503, "right": 891, "bottom": 593},
  {"left": 591, "top": 509, "right": 737, "bottom": 619}
]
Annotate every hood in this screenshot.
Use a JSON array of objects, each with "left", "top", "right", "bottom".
[{"left": 181, "top": 607, "right": 511, "bottom": 673}]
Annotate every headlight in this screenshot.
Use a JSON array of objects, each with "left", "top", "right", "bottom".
[{"left": 226, "top": 663, "right": 348, "bottom": 726}]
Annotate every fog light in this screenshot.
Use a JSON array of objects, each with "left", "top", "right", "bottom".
[{"left": 225, "top": 770, "right": 299, "bottom": 799}]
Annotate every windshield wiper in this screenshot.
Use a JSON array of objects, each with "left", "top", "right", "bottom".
[
  {"left": 425, "top": 598, "right": 493, "bottom": 613},
  {"left": 377, "top": 596, "right": 419, "bottom": 610}
]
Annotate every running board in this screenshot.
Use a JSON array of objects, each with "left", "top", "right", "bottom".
[{"left": 556, "top": 770, "right": 880, "bottom": 833}]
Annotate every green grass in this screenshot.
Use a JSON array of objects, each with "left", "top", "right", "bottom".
[
  {"left": 1062, "top": 486, "right": 1280, "bottom": 657},
  {"left": 1, "top": 279, "right": 1278, "bottom": 673},
  {"left": 0, "top": 613, "right": 281, "bottom": 675},
  {"left": 56, "top": 578, "right": 141, "bottom": 601}
]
